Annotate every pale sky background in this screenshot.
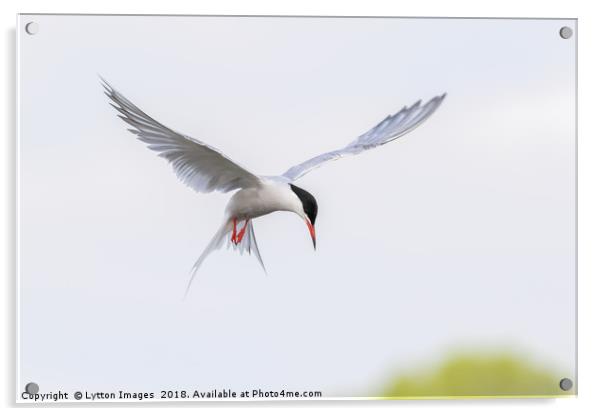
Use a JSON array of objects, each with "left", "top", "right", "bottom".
[{"left": 17, "top": 15, "right": 575, "bottom": 398}]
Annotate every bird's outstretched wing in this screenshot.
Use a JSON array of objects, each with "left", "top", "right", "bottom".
[
  {"left": 102, "top": 79, "right": 262, "bottom": 193},
  {"left": 281, "top": 94, "right": 446, "bottom": 181}
]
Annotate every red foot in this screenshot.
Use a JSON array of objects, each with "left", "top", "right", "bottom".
[
  {"left": 235, "top": 220, "right": 249, "bottom": 244},
  {"left": 230, "top": 218, "right": 249, "bottom": 245},
  {"left": 231, "top": 218, "right": 238, "bottom": 244}
]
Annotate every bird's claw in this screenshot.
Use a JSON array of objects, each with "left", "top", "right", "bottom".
[{"left": 230, "top": 219, "right": 248, "bottom": 245}]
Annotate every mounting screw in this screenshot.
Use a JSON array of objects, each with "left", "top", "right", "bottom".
[
  {"left": 559, "top": 378, "right": 573, "bottom": 391},
  {"left": 25, "top": 22, "right": 39, "bottom": 35},
  {"left": 25, "top": 382, "right": 39, "bottom": 395},
  {"left": 559, "top": 26, "right": 573, "bottom": 39}
]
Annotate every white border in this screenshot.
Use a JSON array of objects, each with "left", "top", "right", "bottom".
[
  {"left": 14, "top": 11, "right": 21, "bottom": 410},
  {"left": 3, "top": 1, "right": 602, "bottom": 415}
]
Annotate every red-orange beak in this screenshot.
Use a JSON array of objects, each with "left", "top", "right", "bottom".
[{"left": 305, "top": 219, "right": 316, "bottom": 250}]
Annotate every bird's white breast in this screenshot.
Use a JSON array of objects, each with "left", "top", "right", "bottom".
[{"left": 225, "top": 180, "right": 303, "bottom": 220}]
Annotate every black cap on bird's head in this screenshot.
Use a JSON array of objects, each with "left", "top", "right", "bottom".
[{"left": 290, "top": 184, "right": 318, "bottom": 249}]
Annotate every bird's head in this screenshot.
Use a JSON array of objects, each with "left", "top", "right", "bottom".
[{"left": 289, "top": 184, "right": 318, "bottom": 249}]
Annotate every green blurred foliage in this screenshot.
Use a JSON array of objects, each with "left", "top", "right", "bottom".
[{"left": 382, "top": 352, "right": 573, "bottom": 398}]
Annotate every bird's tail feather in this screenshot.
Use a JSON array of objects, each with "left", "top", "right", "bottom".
[
  {"left": 185, "top": 220, "right": 230, "bottom": 298},
  {"left": 226, "top": 220, "right": 266, "bottom": 273},
  {"left": 184, "top": 218, "right": 266, "bottom": 298}
]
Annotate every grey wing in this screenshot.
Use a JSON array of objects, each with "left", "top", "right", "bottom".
[
  {"left": 281, "top": 93, "right": 446, "bottom": 181},
  {"left": 102, "top": 78, "right": 262, "bottom": 193}
]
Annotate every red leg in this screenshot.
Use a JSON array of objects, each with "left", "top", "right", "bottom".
[
  {"left": 236, "top": 220, "right": 249, "bottom": 244},
  {"left": 231, "top": 218, "right": 238, "bottom": 244}
]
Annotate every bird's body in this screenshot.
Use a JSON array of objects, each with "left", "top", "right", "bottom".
[
  {"left": 101, "top": 78, "right": 446, "bottom": 295},
  {"left": 225, "top": 179, "right": 303, "bottom": 222}
]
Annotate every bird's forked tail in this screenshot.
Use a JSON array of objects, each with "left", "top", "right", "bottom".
[{"left": 184, "top": 218, "right": 266, "bottom": 298}]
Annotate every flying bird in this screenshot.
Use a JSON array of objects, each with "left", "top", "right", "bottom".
[{"left": 102, "top": 79, "right": 446, "bottom": 294}]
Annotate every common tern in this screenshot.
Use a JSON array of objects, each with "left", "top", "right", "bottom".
[{"left": 102, "top": 79, "right": 445, "bottom": 294}]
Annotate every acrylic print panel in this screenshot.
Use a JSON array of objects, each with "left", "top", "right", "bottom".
[{"left": 17, "top": 15, "right": 576, "bottom": 402}]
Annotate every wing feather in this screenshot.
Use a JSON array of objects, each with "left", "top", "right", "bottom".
[
  {"left": 281, "top": 94, "right": 446, "bottom": 181},
  {"left": 102, "top": 78, "right": 261, "bottom": 193}
]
